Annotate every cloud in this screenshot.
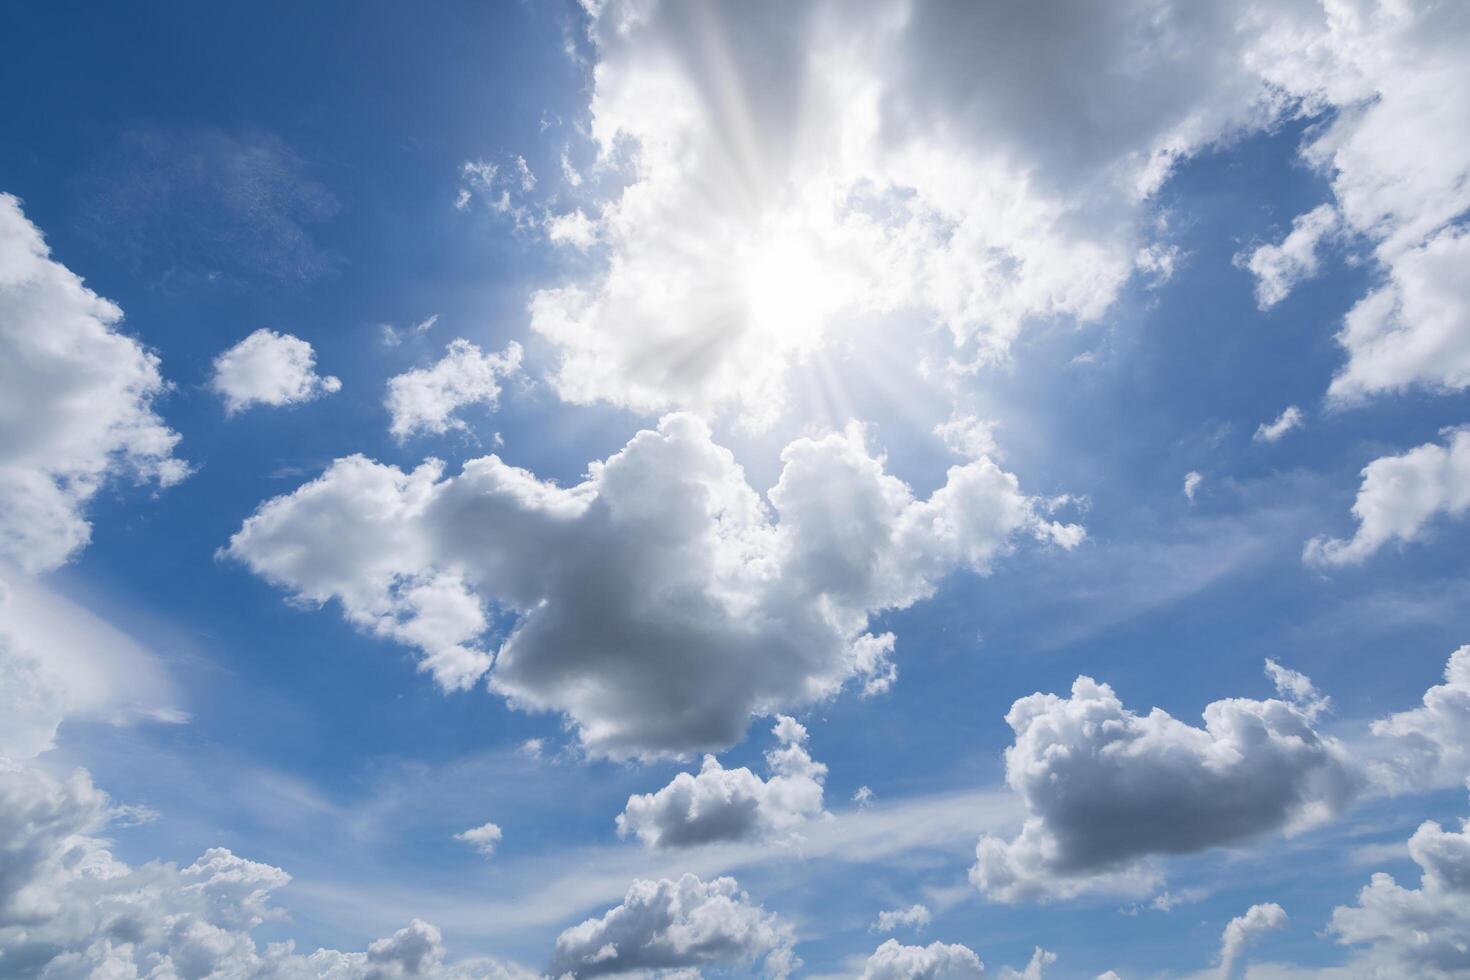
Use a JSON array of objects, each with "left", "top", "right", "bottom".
[
  {"left": 1237, "top": 205, "right": 1339, "bottom": 310},
  {"left": 858, "top": 939, "right": 985, "bottom": 980},
  {"left": 454, "top": 821, "right": 503, "bottom": 858},
  {"left": 1371, "top": 645, "right": 1470, "bottom": 792},
  {"left": 548, "top": 873, "right": 796, "bottom": 978},
  {"left": 225, "top": 414, "right": 1080, "bottom": 758},
  {"left": 1304, "top": 427, "right": 1470, "bottom": 566},
  {"left": 999, "top": 947, "right": 1057, "bottom": 980},
  {"left": 0, "top": 193, "right": 187, "bottom": 573},
  {"left": 1184, "top": 471, "right": 1204, "bottom": 502},
  {"left": 385, "top": 339, "right": 523, "bottom": 440},
  {"left": 971, "top": 661, "right": 1359, "bottom": 902},
  {"left": 381, "top": 313, "right": 440, "bottom": 347},
  {"left": 74, "top": 125, "right": 338, "bottom": 283},
  {"left": 548, "top": 210, "right": 598, "bottom": 251},
  {"left": 0, "top": 758, "right": 537, "bottom": 980},
  {"left": 211, "top": 328, "right": 341, "bottom": 414},
  {"left": 934, "top": 414, "right": 1000, "bottom": 461},
  {"left": 1254, "top": 407, "right": 1304, "bottom": 444},
  {"left": 1329, "top": 804, "right": 1470, "bottom": 978},
  {"left": 1253, "top": 0, "right": 1470, "bottom": 404},
  {"left": 617, "top": 715, "right": 826, "bottom": 848},
  {"left": 533, "top": 0, "right": 1319, "bottom": 426},
  {"left": 1219, "top": 903, "right": 1287, "bottom": 978},
  {"left": 871, "top": 904, "right": 931, "bottom": 934}
]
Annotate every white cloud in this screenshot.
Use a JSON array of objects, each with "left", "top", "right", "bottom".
[
  {"left": 381, "top": 313, "right": 440, "bottom": 347},
  {"left": 934, "top": 413, "right": 1000, "bottom": 461},
  {"left": 0, "top": 193, "right": 187, "bottom": 572},
  {"left": 1000, "top": 947, "right": 1057, "bottom": 980},
  {"left": 548, "top": 209, "right": 598, "bottom": 250},
  {"left": 1254, "top": 407, "right": 1304, "bottom": 444},
  {"left": 0, "top": 758, "right": 537, "bottom": 980},
  {"left": 1254, "top": 0, "right": 1470, "bottom": 404},
  {"left": 210, "top": 328, "right": 341, "bottom": 414},
  {"left": 225, "top": 414, "right": 1081, "bottom": 758},
  {"left": 617, "top": 715, "right": 826, "bottom": 848},
  {"left": 1238, "top": 205, "right": 1339, "bottom": 310},
  {"left": 853, "top": 786, "right": 874, "bottom": 809},
  {"left": 1304, "top": 427, "right": 1470, "bottom": 566},
  {"left": 1329, "top": 805, "right": 1470, "bottom": 978},
  {"left": 1220, "top": 903, "right": 1287, "bottom": 978},
  {"left": 1371, "top": 646, "right": 1470, "bottom": 792},
  {"left": 1328, "top": 226, "right": 1470, "bottom": 403},
  {"left": 454, "top": 821, "right": 503, "bottom": 858},
  {"left": 1184, "top": 471, "right": 1204, "bottom": 502},
  {"left": 548, "top": 873, "right": 796, "bottom": 978},
  {"left": 534, "top": 1, "right": 1309, "bottom": 427},
  {"left": 858, "top": 939, "right": 985, "bottom": 980},
  {"left": 385, "top": 339, "right": 523, "bottom": 440},
  {"left": 871, "top": 904, "right": 930, "bottom": 934},
  {"left": 971, "top": 662, "right": 1359, "bottom": 902}
]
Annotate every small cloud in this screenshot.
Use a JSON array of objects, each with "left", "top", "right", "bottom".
[
  {"left": 1183, "top": 471, "right": 1203, "bottom": 502},
  {"left": 1254, "top": 405, "right": 1304, "bottom": 443},
  {"left": 454, "top": 821, "right": 503, "bottom": 857},
  {"left": 853, "top": 785, "right": 874, "bottom": 809}
]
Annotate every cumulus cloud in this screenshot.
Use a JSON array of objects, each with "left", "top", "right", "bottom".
[
  {"left": 1254, "top": 406, "right": 1304, "bottom": 444},
  {"left": 1329, "top": 806, "right": 1470, "bottom": 978},
  {"left": 1254, "top": 0, "right": 1470, "bottom": 404},
  {"left": 0, "top": 193, "right": 187, "bottom": 573},
  {"left": 871, "top": 904, "right": 931, "bottom": 934},
  {"left": 1304, "top": 427, "right": 1470, "bottom": 566},
  {"left": 1219, "top": 903, "right": 1287, "bottom": 978},
  {"left": 1184, "top": 471, "right": 1204, "bottom": 502},
  {"left": 535, "top": 1, "right": 1321, "bottom": 426},
  {"left": 548, "top": 873, "right": 796, "bottom": 978},
  {"left": 617, "top": 715, "right": 826, "bottom": 848},
  {"left": 454, "top": 821, "right": 503, "bottom": 858},
  {"left": 859, "top": 939, "right": 985, "bottom": 980},
  {"left": 971, "top": 661, "right": 1359, "bottom": 902},
  {"left": 1238, "top": 205, "right": 1339, "bottom": 310},
  {"left": 1371, "top": 646, "right": 1470, "bottom": 792},
  {"left": 385, "top": 339, "right": 523, "bottom": 440},
  {"left": 211, "top": 328, "right": 341, "bottom": 414},
  {"left": 0, "top": 758, "right": 535, "bottom": 980},
  {"left": 225, "top": 414, "right": 1081, "bottom": 758}
]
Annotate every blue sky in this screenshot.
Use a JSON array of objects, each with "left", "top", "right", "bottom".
[{"left": 3, "top": 2, "right": 1470, "bottom": 979}]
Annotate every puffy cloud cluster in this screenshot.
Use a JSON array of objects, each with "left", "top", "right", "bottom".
[
  {"left": 858, "top": 939, "right": 985, "bottom": 980},
  {"left": 870, "top": 904, "right": 931, "bottom": 934},
  {"left": 0, "top": 193, "right": 187, "bottom": 572},
  {"left": 1219, "top": 902, "right": 1287, "bottom": 978},
  {"left": 1305, "top": 427, "right": 1470, "bottom": 566},
  {"left": 0, "top": 758, "right": 534, "bottom": 980},
  {"left": 617, "top": 715, "right": 825, "bottom": 848},
  {"left": 537, "top": 0, "right": 1300, "bottom": 425},
  {"left": 1329, "top": 809, "right": 1470, "bottom": 977},
  {"left": 225, "top": 414, "right": 1080, "bottom": 758},
  {"left": 548, "top": 874, "right": 796, "bottom": 978},
  {"left": 386, "top": 339, "right": 523, "bottom": 440},
  {"left": 1262, "top": 1, "right": 1470, "bottom": 403},
  {"left": 971, "top": 661, "right": 1359, "bottom": 902},
  {"left": 211, "top": 328, "right": 342, "bottom": 414},
  {"left": 1371, "top": 646, "right": 1470, "bottom": 792},
  {"left": 534, "top": 0, "right": 1470, "bottom": 423}
]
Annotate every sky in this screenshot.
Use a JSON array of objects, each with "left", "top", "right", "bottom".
[{"left": 2, "top": 1, "right": 1470, "bottom": 978}]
